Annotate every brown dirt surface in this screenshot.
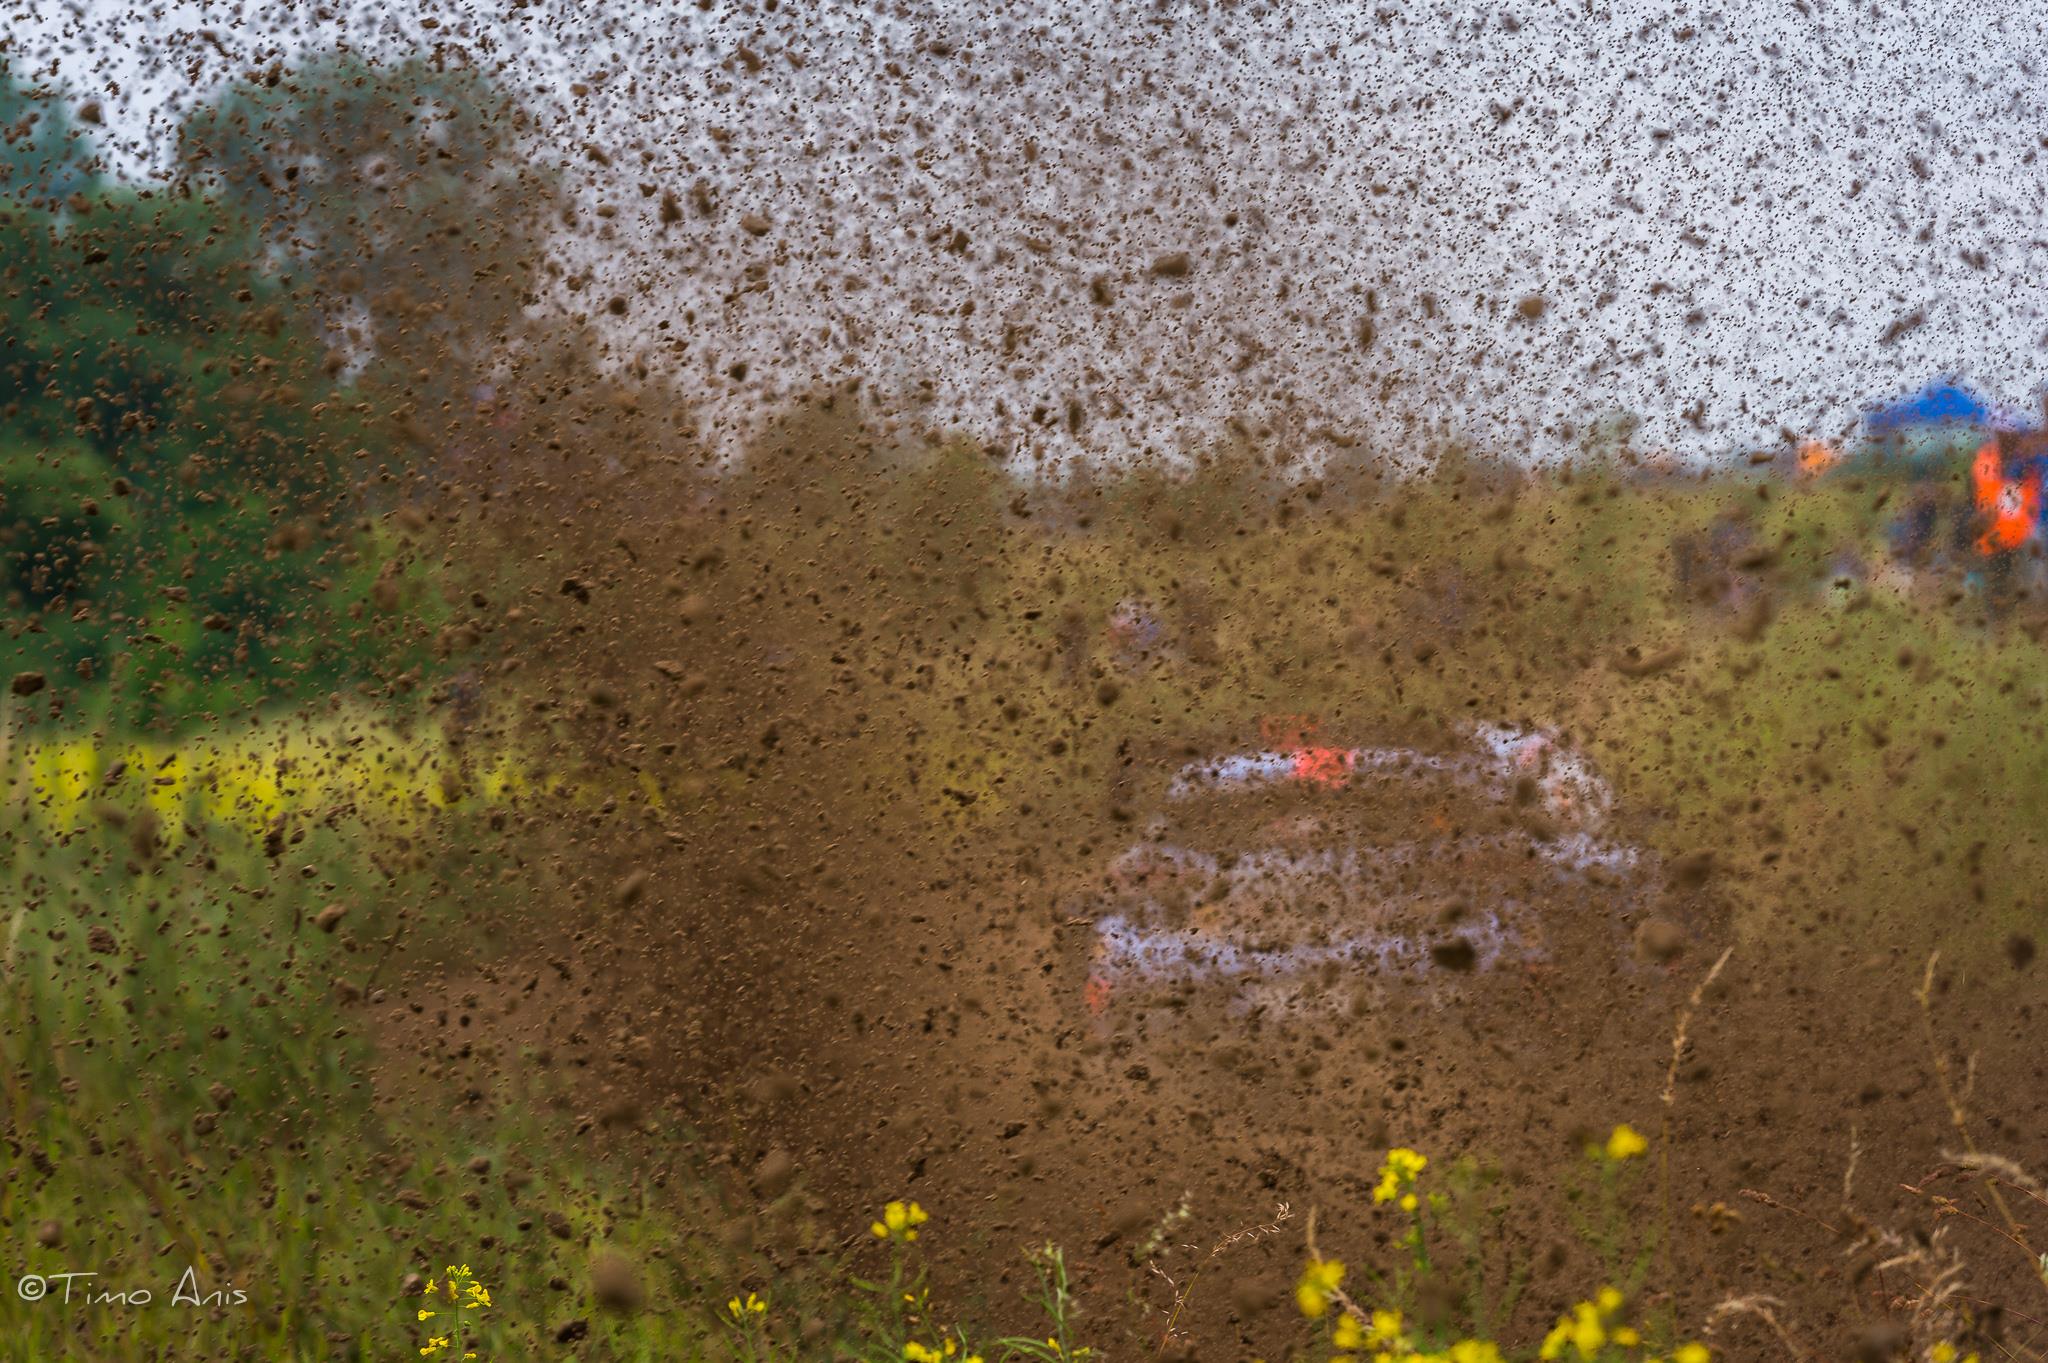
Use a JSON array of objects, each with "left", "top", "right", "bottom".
[{"left": 368, "top": 711, "right": 2048, "bottom": 1360}]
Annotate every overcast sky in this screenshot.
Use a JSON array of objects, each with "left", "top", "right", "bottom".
[{"left": 29, "top": 0, "right": 2048, "bottom": 467}]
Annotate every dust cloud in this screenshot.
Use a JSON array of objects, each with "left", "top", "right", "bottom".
[{"left": 5, "top": 6, "right": 2048, "bottom": 1363}]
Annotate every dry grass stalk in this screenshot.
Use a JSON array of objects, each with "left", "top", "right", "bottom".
[
  {"left": 1659, "top": 944, "right": 1734, "bottom": 1313},
  {"left": 1707, "top": 1294, "right": 1817, "bottom": 1361},
  {"left": 1151, "top": 1201, "right": 1293, "bottom": 1356},
  {"left": 1662, "top": 944, "right": 1734, "bottom": 1110},
  {"left": 1915, "top": 951, "right": 2027, "bottom": 1249}
]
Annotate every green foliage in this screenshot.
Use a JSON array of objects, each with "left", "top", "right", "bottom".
[
  {"left": 1430, "top": 1159, "right": 1535, "bottom": 1344},
  {"left": 4, "top": 51, "right": 560, "bottom": 729},
  {"left": 0, "top": 181, "right": 421, "bottom": 725},
  {"left": 0, "top": 800, "right": 755, "bottom": 1362},
  {"left": 1562, "top": 1143, "right": 1658, "bottom": 1319}
]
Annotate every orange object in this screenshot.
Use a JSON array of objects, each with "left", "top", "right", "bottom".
[
  {"left": 1083, "top": 974, "right": 1113, "bottom": 1016},
  {"left": 1972, "top": 441, "right": 2041, "bottom": 554},
  {"left": 1289, "top": 745, "right": 1353, "bottom": 788},
  {"left": 1796, "top": 438, "right": 1841, "bottom": 477}
]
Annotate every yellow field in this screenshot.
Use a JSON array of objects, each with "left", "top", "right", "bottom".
[{"left": 0, "top": 715, "right": 555, "bottom": 837}]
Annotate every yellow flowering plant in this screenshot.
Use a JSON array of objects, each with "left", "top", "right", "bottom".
[
  {"left": 851, "top": 1199, "right": 937, "bottom": 1358},
  {"left": 416, "top": 1263, "right": 491, "bottom": 1360},
  {"left": 987, "top": 1245, "right": 1093, "bottom": 1363},
  {"left": 1309, "top": 1149, "right": 1530, "bottom": 1350},
  {"left": 1566, "top": 1125, "right": 1660, "bottom": 1322},
  {"left": 1536, "top": 1286, "right": 1710, "bottom": 1363},
  {"left": 1603, "top": 1125, "right": 1649, "bottom": 1163},
  {"left": 716, "top": 1287, "right": 780, "bottom": 1362},
  {"left": 1314, "top": 1295, "right": 1511, "bottom": 1363},
  {"left": 872, "top": 1200, "right": 931, "bottom": 1244},
  {"left": 1297, "top": 1139, "right": 1724, "bottom": 1363},
  {"left": 1373, "top": 1147, "right": 1430, "bottom": 1211},
  {"left": 844, "top": 1204, "right": 1088, "bottom": 1363},
  {"left": 1297, "top": 1257, "right": 1347, "bottom": 1319},
  {"left": 1300, "top": 1162, "right": 1527, "bottom": 1363},
  {"left": 1368, "top": 1146, "right": 1444, "bottom": 1286}
]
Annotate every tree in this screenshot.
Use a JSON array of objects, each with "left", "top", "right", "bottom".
[
  {"left": 0, "top": 183, "right": 410, "bottom": 723},
  {"left": 0, "top": 60, "right": 99, "bottom": 208},
  {"left": 178, "top": 53, "right": 555, "bottom": 410}
]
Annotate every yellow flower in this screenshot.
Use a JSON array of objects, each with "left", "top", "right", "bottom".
[
  {"left": 871, "top": 1200, "right": 931, "bottom": 1242},
  {"left": 1373, "top": 1148, "right": 1429, "bottom": 1204},
  {"left": 1673, "top": 1345, "right": 1710, "bottom": 1363},
  {"left": 1540, "top": 1292, "right": 1623, "bottom": 1361},
  {"left": 727, "top": 1291, "right": 767, "bottom": 1319},
  {"left": 417, "top": 1309, "right": 436, "bottom": 1322},
  {"left": 419, "top": 1337, "right": 449, "bottom": 1357},
  {"left": 902, "top": 1342, "right": 967, "bottom": 1363},
  {"left": 1448, "top": 1342, "right": 1505, "bottom": 1363},
  {"left": 1614, "top": 1325, "right": 1641, "bottom": 1347},
  {"left": 1296, "top": 1258, "right": 1346, "bottom": 1319},
  {"left": 1604, "top": 1124, "right": 1649, "bottom": 1161},
  {"left": 1330, "top": 1309, "right": 1409, "bottom": 1363},
  {"left": 424, "top": 1278, "right": 437, "bottom": 1296}
]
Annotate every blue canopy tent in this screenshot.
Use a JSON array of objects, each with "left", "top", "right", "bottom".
[
  {"left": 1859, "top": 379, "right": 2034, "bottom": 474},
  {"left": 1864, "top": 379, "right": 1997, "bottom": 434}
]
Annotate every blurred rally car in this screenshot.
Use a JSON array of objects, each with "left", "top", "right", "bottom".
[{"left": 1067, "top": 720, "right": 1709, "bottom": 1030}]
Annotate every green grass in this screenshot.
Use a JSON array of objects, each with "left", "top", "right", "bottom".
[
  {"left": 0, "top": 790, "right": 1108, "bottom": 1361},
  {"left": 0, "top": 798, "right": 762, "bottom": 1361}
]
